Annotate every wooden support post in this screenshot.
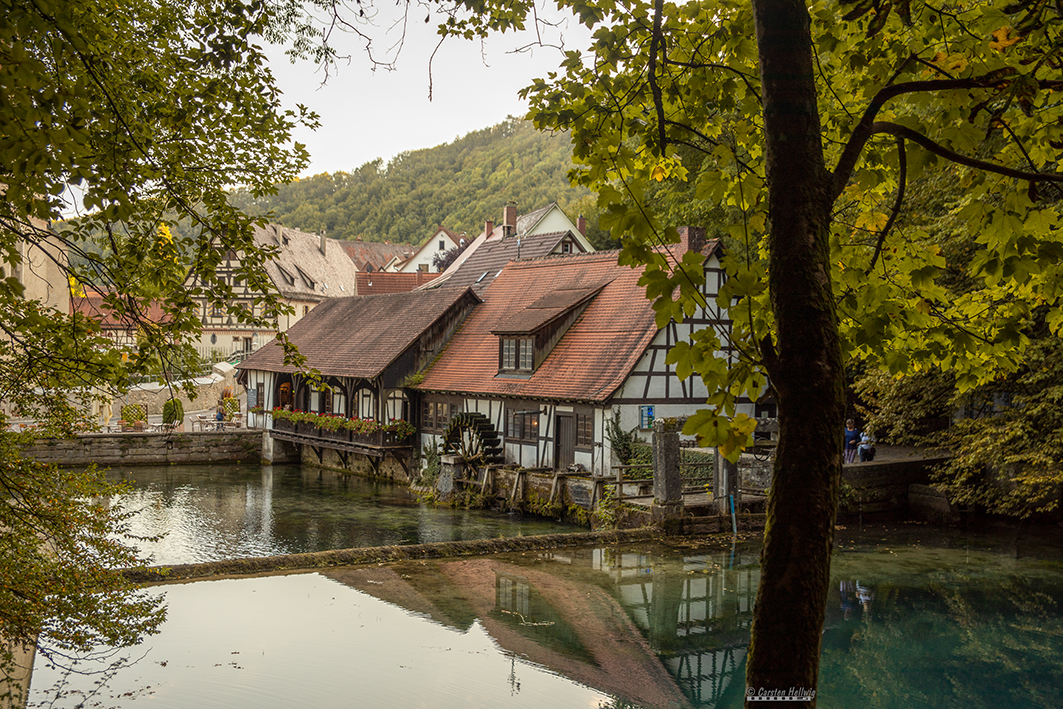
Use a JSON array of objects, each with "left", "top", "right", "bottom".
[
  {"left": 509, "top": 470, "right": 524, "bottom": 505},
  {"left": 549, "top": 472, "right": 565, "bottom": 505}
]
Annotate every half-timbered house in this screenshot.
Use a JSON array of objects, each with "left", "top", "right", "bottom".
[
  {"left": 195, "top": 223, "right": 360, "bottom": 359},
  {"left": 236, "top": 288, "right": 480, "bottom": 472},
  {"left": 416, "top": 227, "right": 751, "bottom": 475}
]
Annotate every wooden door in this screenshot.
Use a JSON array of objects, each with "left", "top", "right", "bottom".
[{"left": 555, "top": 414, "right": 575, "bottom": 470}]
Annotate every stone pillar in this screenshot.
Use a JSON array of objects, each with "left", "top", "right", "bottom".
[
  {"left": 436, "top": 454, "right": 461, "bottom": 499},
  {"left": 261, "top": 430, "right": 274, "bottom": 463},
  {"left": 652, "top": 417, "right": 684, "bottom": 530}
]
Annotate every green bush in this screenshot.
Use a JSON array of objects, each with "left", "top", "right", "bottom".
[{"left": 162, "top": 398, "right": 184, "bottom": 425}]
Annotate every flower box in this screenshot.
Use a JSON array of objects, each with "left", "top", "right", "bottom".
[
  {"left": 322, "top": 427, "right": 349, "bottom": 442},
  {"left": 297, "top": 422, "right": 320, "bottom": 437}
]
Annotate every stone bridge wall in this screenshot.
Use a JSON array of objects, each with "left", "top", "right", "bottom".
[{"left": 22, "top": 430, "right": 290, "bottom": 468}]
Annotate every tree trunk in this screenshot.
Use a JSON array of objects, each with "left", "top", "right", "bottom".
[{"left": 746, "top": 1, "right": 845, "bottom": 705}]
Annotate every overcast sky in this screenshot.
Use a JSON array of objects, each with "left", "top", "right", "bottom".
[{"left": 267, "top": 9, "right": 590, "bottom": 176}]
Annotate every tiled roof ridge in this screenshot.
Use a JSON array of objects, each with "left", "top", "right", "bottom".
[
  {"left": 507, "top": 249, "right": 622, "bottom": 267},
  {"left": 339, "top": 287, "right": 472, "bottom": 302}
]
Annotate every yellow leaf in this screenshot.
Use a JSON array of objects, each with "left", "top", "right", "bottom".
[
  {"left": 855, "top": 211, "right": 888, "bottom": 232},
  {"left": 990, "top": 26, "right": 1021, "bottom": 51},
  {"left": 651, "top": 165, "right": 667, "bottom": 182}
]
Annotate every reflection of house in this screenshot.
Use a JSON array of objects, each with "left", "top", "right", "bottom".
[
  {"left": 236, "top": 288, "right": 480, "bottom": 456},
  {"left": 416, "top": 228, "right": 747, "bottom": 474},
  {"left": 196, "top": 223, "right": 360, "bottom": 357},
  {"left": 322, "top": 543, "right": 759, "bottom": 709},
  {"left": 425, "top": 202, "right": 593, "bottom": 293}
]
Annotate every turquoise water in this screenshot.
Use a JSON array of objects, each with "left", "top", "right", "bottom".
[
  {"left": 28, "top": 523, "right": 1063, "bottom": 708},
  {"left": 106, "top": 463, "right": 583, "bottom": 565}
]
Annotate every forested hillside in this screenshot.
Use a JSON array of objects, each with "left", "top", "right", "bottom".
[{"left": 229, "top": 118, "right": 600, "bottom": 246}]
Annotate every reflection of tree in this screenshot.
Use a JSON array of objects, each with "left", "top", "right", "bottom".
[{"left": 820, "top": 577, "right": 1063, "bottom": 707}]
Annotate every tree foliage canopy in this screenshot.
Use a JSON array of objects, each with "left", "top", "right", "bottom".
[{"left": 1, "top": 0, "right": 312, "bottom": 691}]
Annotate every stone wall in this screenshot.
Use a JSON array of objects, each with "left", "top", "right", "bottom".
[
  {"left": 840, "top": 455, "right": 950, "bottom": 519},
  {"left": 22, "top": 430, "right": 281, "bottom": 467},
  {"left": 298, "top": 444, "right": 415, "bottom": 483}
]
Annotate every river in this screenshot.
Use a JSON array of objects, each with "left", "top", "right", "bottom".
[{"left": 25, "top": 464, "right": 1063, "bottom": 708}]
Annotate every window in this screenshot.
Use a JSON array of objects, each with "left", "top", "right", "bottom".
[
  {"left": 303, "top": 305, "right": 310, "bottom": 316},
  {"left": 501, "top": 337, "right": 534, "bottom": 372},
  {"left": 386, "top": 391, "right": 408, "bottom": 421},
  {"left": 639, "top": 405, "right": 655, "bottom": 429},
  {"left": 576, "top": 414, "right": 593, "bottom": 447},
  {"left": 423, "top": 399, "right": 460, "bottom": 432},
  {"left": 561, "top": 240, "right": 573, "bottom": 254},
  {"left": 507, "top": 406, "right": 539, "bottom": 442},
  {"left": 357, "top": 388, "right": 375, "bottom": 419},
  {"left": 439, "top": 240, "right": 445, "bottom": 250}
]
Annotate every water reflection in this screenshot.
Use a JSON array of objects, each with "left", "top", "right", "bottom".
[
  {"left": 108, "top": 463, "right": 583, "bottom": 564},
  {"left": 29, "top": 526, "right": 1063, "bottom": 708}
]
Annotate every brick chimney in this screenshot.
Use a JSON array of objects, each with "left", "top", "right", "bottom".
[
  {"left": 485, "top": 219, "right": 494, "bottom": 240},
  {"left": 502, "top": 202, "right": 518, "bottom": 239},
  {"left": 577, "top": 214, "right": 587, "bottom": 236},
  {"left": 319, "top": 228, "right": 327, "bottom": 257},
  {"left": 678, "top": 226, "right": 706, "bottom": 255}
]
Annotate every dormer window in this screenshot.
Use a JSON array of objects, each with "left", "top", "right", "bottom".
[
  {"left": 493, "top": 282, "right": 609, "bottom": 378},
  {"left": 294, "top": 265, "right": 315, "bottom": 289},
  {"left": 277, "top": 267, "right": 295, "bottom": 287},
  {"left": 501, "top": 337, "right": 534, "bottom": 372}
]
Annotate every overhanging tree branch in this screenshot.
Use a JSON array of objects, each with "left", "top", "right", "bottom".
[
  {"left": 872, "top": 121, "right": 1063, "bottom": 182},
  {"left": 831, "top": 74, "right": 1063, "bottom": 197}
]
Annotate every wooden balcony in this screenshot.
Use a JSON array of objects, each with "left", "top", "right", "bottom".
[{"left": 270, "top": 418, "right": 414, "bottom": 458}]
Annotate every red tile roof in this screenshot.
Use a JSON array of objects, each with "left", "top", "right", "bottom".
[
  {"left": 417, "top": 251, "right": 657, "bottom": 403},
  {"left": 356, "top": 272, "right": 440, "bottom": 295},
  {"left": 236, "top": 288, "right": 480, "bottom": 379},
  {"left": 71, "top": 293, "right": 170, "bottom": 327}
]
